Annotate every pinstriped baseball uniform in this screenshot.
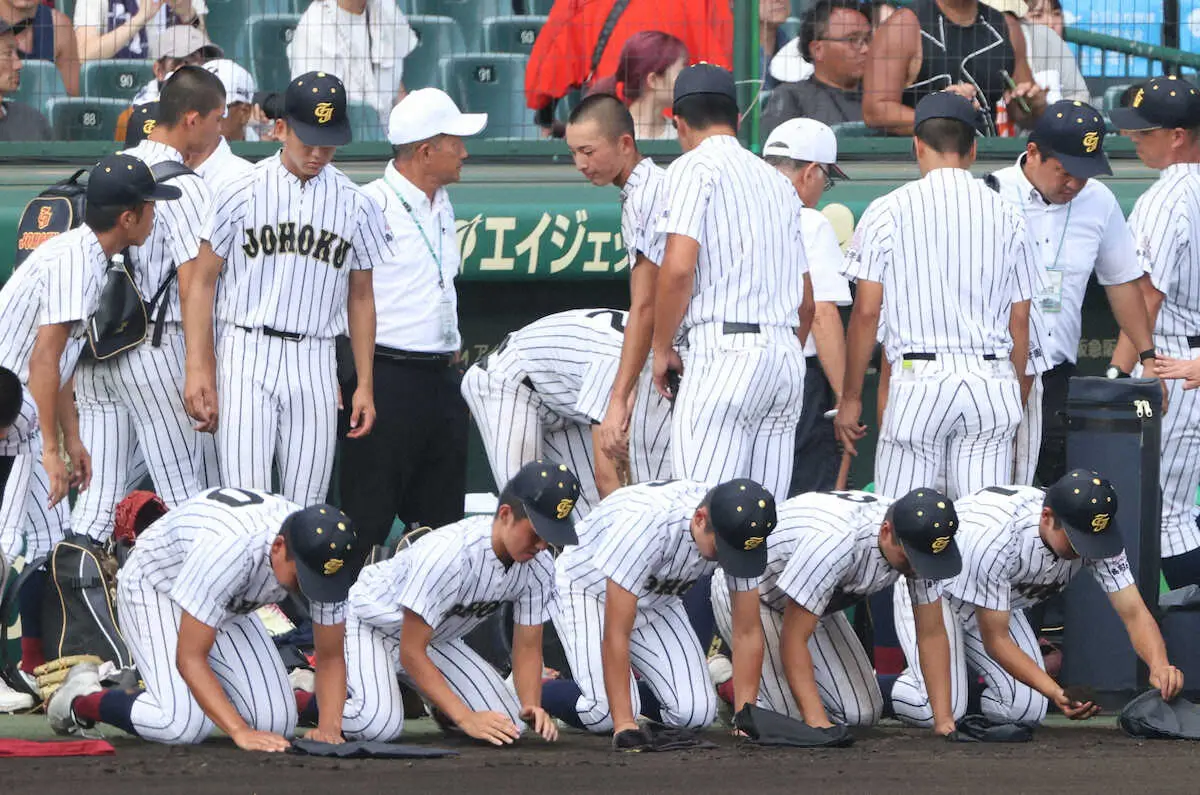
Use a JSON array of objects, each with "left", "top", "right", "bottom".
[
  {"left": 341, "top": 516, "right": 556, "bottom": 741},
  {"left": 843, "top": 168, "right": 1041, "bottom": 499},
  {"left": 201, "top": 152, "right": 392, "bottom": 505},
  {"left": 0, "top": 225, "right": 109, "bottom": 562},
  {"left": 659, "top": 135, "right": 809, "bottom": 501},
  {"left": 892, "top": 485, "right": 1133, "bottom": 726},
  {"left": 462, "top": 309, "right": 672, "bottom": 514},
  {"left": 73, "top": 140, "right": 213, "bottom": 542},
  {"left": 712, "top": 490, "right": 944, "bottom": 726},
  {"left": 991, "top": 158, "right": 1142, "bottom": 486},
  {"left": 553, "top": 480, "right": 759, "bottom": 732},
  {"left": 1128, "top": 163, "right": 1200, "bottom": 560},
  {"left": 117, "top": 487, "right": 345, "bottom": 744},
  {"left": 193, "top": 138, "right": 254, "bottom": 199}
]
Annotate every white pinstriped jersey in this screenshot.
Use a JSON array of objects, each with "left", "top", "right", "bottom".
[
  {"left": 556, "top": 480, "right": 760, "bottom": 615},
  {"left": 193, "top": 137, "right": 254, "bottom": 200},
  {"left": 843, "top": 168, "right": 1041, "bottom": 360},
  {"left": 507, "top": 309, "right": 628, "bottom": 424},
  {"left": 1128, "top": 163, "right": 1200, "bottom": 338},
  {"left": 348, "top": 515, "right": 557, "bottom": 641},
  {"left": 621, "top": 157, "right": 666, "bottom": 268},
  {"left": 770, "top": 491, "right": 941, "bottom": 616},
  {"left": 121, "top": 140, "right": 212, "bottom": 323},
  {"left": 0, "top": 393, "right": 35, "bottom": 455},
  {"left": 201, "top": 152, "right": 394, "bottom": 338},
  {"left": 0, "top": 225, "right": 107, "bottom": 384},
  {"left": 122, "top": 486, "right": 346, "bottom": 627},
  {"left": 944, "top": 485, "right": 1133, "bottom": 612},
  {"left": 658, "top": 135, "right": 808, "bottom": 329}
]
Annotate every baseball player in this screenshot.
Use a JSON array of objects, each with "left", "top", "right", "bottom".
[
  {"left": 0, "top": 368, "right": 38, "bottom": 712},
  {"left": 564, "top": 94, "right": 670, "bottom": 476},
  {"left": 72, "top": 66, "right": 224, "bottom": 544},
  {"left": 0, "top": 154, "right": 180, "bottom": 680},
  {"left": 1108, "top": 76, "right": 1200, "bottom": 588},
  {"left": 541, "top": 478, "right": 775, "bottom": 744},
  {"left": 182, "top": 71, "right": 393, "bottom": 506},
  {"left": 836, "top": 91, "right": 1040, "bottom": 500},
  {"left": 333, "top": 461, "right": 581, "bottom": 745},
  {"left": 462, "top": 308, "right": 672, "bottom": 514},
  {"left": 192, "top": 59, "right": 257, "bottom": 195},
  {"left": 711, "top": 488, "right": 961, "bottom": 733},
  {"left": 46, "top": 488, "right": 361, "bottom": 751},
  {"left": 761, "top": 118, "right": 853, "bottom": 495},
  {"left": 893, "top": 474, "right": 1184, "bottom": 725},
  {"left": 651, "top": 64, "right": 813, "bottom": 502},
  {"left": 990, "top": 100, "right": 1157, "bottom": 487}
]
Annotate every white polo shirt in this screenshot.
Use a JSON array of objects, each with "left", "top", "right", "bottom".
[
  {"left": 991, "top": 156, "right": 1142, "bottom": 367},
  {"left": 800, "top": 208, "right": 852, "bottom": 358},
  {"left": 362, "top": 163, "right": 461, "bottom": 354}
]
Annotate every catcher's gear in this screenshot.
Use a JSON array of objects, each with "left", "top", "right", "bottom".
[{"left": 33, "top": 655, "right": 104, "bottom": 701}]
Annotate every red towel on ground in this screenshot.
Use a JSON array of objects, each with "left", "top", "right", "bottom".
[{"left": 0, "top": 739, "right": 115, "bottom": 757}]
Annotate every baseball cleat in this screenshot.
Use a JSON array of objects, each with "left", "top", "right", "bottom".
[
  {"left": 0, "top": 678, "right": 34, "bottom": 713},
  {"left": 47, "top": 662, "right": 103, "bottom": 735}
]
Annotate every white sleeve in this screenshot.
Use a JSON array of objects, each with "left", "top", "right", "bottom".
[
  {"left": 775, "top": 533, "right": 854, "bottom": 615},
  {"left": 1131, "top": 195, "right": 1186, "bottom": 291},
  {"left": 161, "top": 176, "right": 212, "bottom": 266},
  {"left": 200, "top": 180, "right": 244, "bottom": 261},
  {"left": 394, "top": 537, "right": 464, "bottom": 627},
  {"left": 659, "top": 157, "right": 714, "bottom": 243},
  {"left": 1009, "top": 212, "right": 1040, "bottom": 303},
  {"left": 40, "top": 254, "right": 91, "bottom": 328},
  {"left": 1087, "top": 551, "right": 1135, "bottom": 594},
  {"left": 592, "top": 513, "right": 668, "bottom": 597},
  {"left": 347, "top": 190, "right": 395, "bottom": 271},
  {"left": 724, "top": 574, "right": 761, "bottom": 593},
  {"left": 1093, "top": 193, "right": 1143, "bottom": 287},
  {"left": 840, "top": 199, "right": 892, "bottom": 284},
  {"left": 803, "top": 213, "right": 852, "bottom": 304},
  {"left": 309, "top": 600, "right": 347, "bottom": 626},
  {"left": 946, "top": 531, "right": 1013, "bottom": 612},
  {"left": 170, "top": 536, "right": 254, "bottom": 628},
  {"left": 906, "top": 577, "right": 943, "bottom": 607},
  {"left": 574, "top": 357, "right": 619, "bottom": 423}
]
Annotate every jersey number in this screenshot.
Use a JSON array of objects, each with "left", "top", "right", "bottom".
[
  {"left": 207, "top": 488, "right": 266, "bottom": 508},
  {"left": 831, "top": 491, "right": 877, "bottom": 504},
  {"left": 585, "top": 309, "right": 627, "bottom": 335},
  {"left": 984, "top": 487, "right": 1020, "bottom": 497}
]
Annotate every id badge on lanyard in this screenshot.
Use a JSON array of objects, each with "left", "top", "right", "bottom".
[
  {"left": 395, "top": 185, "right": 457, "bottom": 345},
  {"left": 1038, "top": 270, "right": 1064, "bottom": 314}
]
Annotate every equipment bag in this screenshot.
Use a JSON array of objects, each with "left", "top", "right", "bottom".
[
  {"left": 13, "top": 169, "right": 88, "bottom": 269},
  {"left": 42, "top": 536, "right": 132, "bottom": 669}
]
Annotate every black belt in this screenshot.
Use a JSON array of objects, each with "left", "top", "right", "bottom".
[
  {"left": 1189, "top": 336, "right": 1200, "bottom": 348},
  {"left": 238, "top": 325, "right": 305, "bottom": 341},
  {"left": 903, "top": 352, "right": 998, "bottom": 361},
  {"left": 723, "top": 322, "right": 760, "bottom": 334},
  {"left": 374, "top": 345, "right": 453, "bottom": 365}
]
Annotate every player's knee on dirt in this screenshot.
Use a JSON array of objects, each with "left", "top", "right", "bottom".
[
  {"left": 658, "top": 683, "right": 717, "bottom": 730},
  {"left": 142, "top": 708, "right": 215, "bottom": 746},
  {"left": 982, "top": 686, "right": 1047, "bottom": 726},
  {"left": 833, "top": 687, "right": 884, "bottom": 727}
]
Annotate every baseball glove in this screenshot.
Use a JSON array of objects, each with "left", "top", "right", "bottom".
[
  {"left": 946, "top": 714, "right": 1034, "bottom": 743},
  {"left": 612, "top": 726, "right": 652, "bottom": 752},
  {"left": 33, "top": 655, "right": 104, "bottom": 700}
]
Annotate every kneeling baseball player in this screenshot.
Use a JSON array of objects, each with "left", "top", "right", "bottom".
[
  {"left": 892, "top": 472, "right": 1184, "bottom": 726},
  {"left": 712, "top": 489, "right": 962, "bottom": 734},
  {"left": 334, "top": 461, "right": 582, "bottom": 746},
  {"left": 47, "top": 488, "right": 361, "bottom": 751},
  {"left": 542, "top": 478, "right": 776, "bottom": 746}
]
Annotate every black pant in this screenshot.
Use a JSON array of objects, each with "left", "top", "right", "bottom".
[
  {"left": 789, "top": 356, "right": 839, "bottom": 497},
  {"left": 1163, "top": 547, "right": 1200, "bottom": 590},
  {"left": 1035, "top": 362, "right": 1076, "bottom": 487},
  {"left": 338, "top": 355, "right": 469, "bottom": 549}
]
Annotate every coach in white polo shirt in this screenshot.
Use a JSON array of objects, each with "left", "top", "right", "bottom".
[
  {"left": 762, "top": 118, "right": 852, "bottom": 495},
  {"left": 339, "top": 88, "right": 487, "bottom": 549}
]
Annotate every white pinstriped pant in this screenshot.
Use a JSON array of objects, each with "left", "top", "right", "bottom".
[
  {"left": 341, "top": 613, "right": 522, "bottom": 742},
  {"left": 215, "top": 329, "right": 338, "bottom": 507},
  {"left": 0, "top": 395, "right": 69, "bottom": 563},
  {"left": 1013, "top": 372, "right": 1045, "bottom": 486},
  {"left": 117, "top": 578, "right": 296, "bottom": 744},
  {"left": 891, "top": 583, "right": 1045, "bottom": 726},
  {"left": 552, "top": 584, "right": 715, "bottom": 733},
  {"left": 1158, "top": 337, "right": 1200, "bottom": 559},
  {"left": 711, "top": 585, "right": 883, "bottom": 727}
]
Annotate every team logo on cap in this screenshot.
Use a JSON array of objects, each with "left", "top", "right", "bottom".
[
  {"left": 743, "top": 536, "right": 765, "bottom": 551},
  {"left": 1082, "top": 131, "right": 1100, "bottom": 153},
  {"left": 555, "top": 498, "right": 574, "bottom": 520},
  {"left": 1133, "top": 88, "right": 1145, "bottom": 108},
  {"left": 1091, "top": 514, "right": 1111, "bottom": 533},
  {"left": 314, "top": 101, "right": 335, "bottom": 124},
  {"left": 931, "top": 536, "right": 952, "bottom": 554},
  {"left": 37, "top": 206, "right": 52, "bottom": 230},
  {"left": 324, "top": 558, "right": 344, "bottom": 575},
  {"left": 143, "top": 118, "right": 157, "bottom": 135}
]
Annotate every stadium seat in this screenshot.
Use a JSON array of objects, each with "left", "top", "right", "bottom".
[
  {"left": 1103, "top": 83, "right": 1132, "bottom": 110},
  {"left": 80, "top": 60, "right": 155, "bottom": 100},
  {"left": 440, "top": 53, "right": 538, "bottom": 138},
  {"left": 348, "top": 101, "right": 385, "bottom": 142},
  {"left": 247, "top": 13, "right": 302, "bottom": 93},
  {"left": 405, "top": 15, "right": 465, "bottom": 91},
  {"left": 831, "top": 121, "right": 880, "bottom": 137},
  {"left": 12, "top": 59, "right": 66, "bottom": 117},
  {"left": 482, "top": 15, "right": 547, "bottom": 55},
  {"left": 412, "top": 0, "right": 508, "bottom": 51},
  {"left": 522, "top": 0, "right": 554, "bottom": 13},
  {"left": 206, "top": 0, "right": 296, "bottom": 63},
  {"left": 47, "top": 97, "right": 127, "bottom": 141}
]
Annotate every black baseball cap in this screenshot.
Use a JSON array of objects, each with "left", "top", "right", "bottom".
[
  {"left": 1030, "top": 100, "right": 1112, "bottom": 179},
  {"left": 285, "top": 71, "right": 352, "bottom": 146},
  {"left": 674, "top": 63, "right": 737, "bottom": 105},
  {"left": 1045, "top": 470, "right": 1124, "bottom": 559},
  {"left": 86, "top": 153, "right": 181, "bottom": 206},
  {"left": 890, "top": 488, "right": 962, "bottom": 580},
  {"left": 1109, "top": 76, "right": 1200, "bottom": 132},
  {"left": 506, "top": 460, "right": 583, "bottom": 546},
  {"left": 706, "top": 479, "right": 777, "bottom": 578},
  {"left": 282, "top": 504, "right": 362, "bottom": 603},
  {"left": 914, "top": 91, "right": 986, "bottom": 134},
  {"left": 125, "top": 102, "right": 159, "bottom": 147}
]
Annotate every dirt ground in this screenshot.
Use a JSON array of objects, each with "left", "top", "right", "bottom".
[{"left": 5, "top": 721, "right": 1200, "bottom": 795}]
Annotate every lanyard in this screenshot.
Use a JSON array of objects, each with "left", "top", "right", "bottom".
[
  {"left": 389, "top": 180, "right": 446, "bottom": 290},
  {"left": 1045, "top": 200, "right": 1072, "bottom": 271}
]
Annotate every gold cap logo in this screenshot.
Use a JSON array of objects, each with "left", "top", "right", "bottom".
[
  {"left": 931, "top": 536, "right": 952, "bottom": 554},
  {"left": 314, "top": 101, "right": 335, "bottom": 124},
  {"left": 1091, "top": 514, "right": 1110, "bottom": 533},
  {"left": 323, "top": 558, "right": 344, "bottom": 575},
  {"left": 1133, "top": 88, "right": 1145, "bottom": 108},
  {"left": 1082, "top": 131, "right": 1100, "bottom": 153},
  {"left": 36, "top": 205, "right": 52, "bottom": 230},
  {"left": 743, "top": 536, "right": 764, "bottom": 551},
  {"left": 555, "top": 498, "right": 574, "bottom": 520},
  {"left": 143, "top": 118, "right": 157, "bottom": 135}
]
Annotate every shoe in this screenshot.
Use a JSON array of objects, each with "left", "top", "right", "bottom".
[
  {"left": 0, "top": 678, "right": 34, "bottom": 713},
  {"left": 46, "top": 663, "right": 102, "bottom": 735},
  {"left": 707, "top": 653, "right": 732, "bottom": 687},
  {"left": 288, "top": 668, "right": 316, "bottom": 693}
]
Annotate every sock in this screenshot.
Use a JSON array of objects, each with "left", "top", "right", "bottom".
[
  {"left": 19, "top": 638, "right": 44, "bottom": 674},
  {"left": 71, "top": 689, "right": 140, "bottom": 736},
  {"left": 295, "top": 690, "right": 319, "bottom": 727},
  {"left": 636, "top": 681, "right": 663, "bottom": 723},
  {"left": 539, "top": 679, "right": 586, "bottom": 730},
  {"left": 18, "top": 569, "right": 46, "bottom": 672}
]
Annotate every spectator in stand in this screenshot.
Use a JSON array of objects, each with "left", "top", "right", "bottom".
[
  {"left": 201, "top": 58, "right": 255, "bottom": 142},
  {"left": 0, "top": 21, "right": 51, "bottom": 139},
  {"left": 1025, "top": 0, "right": 1063, "bottom": 36},
  {"left": 525, "top": 0, "right": 732, "bottom": 135},
  {"left": 0, "top": 0, "right": 79, "bottom": 95},
  {"left": 288, "top": 0, "right": 418, "bottom": 131},
  {"left": 760, "top": 0, "right": 791, "bottom": 91},
  {"left": 982, "top": 0, "right": 1087, "bottom": 104},
  {"left": 761, "top": 0, "right": 869, "bottom": 136},
  {"left": 74, "top": 0, "right": 205, "bottom": 62},
  {"left": 589, "top": 31, "right": 687, "bottom": 140},
  {"left": 130, "top": 24, "right": 220, "bottom": 104}
]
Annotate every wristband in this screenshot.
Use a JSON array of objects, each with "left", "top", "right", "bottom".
[{"left": 1139, "top": 348, "right": 1157, "bottom": 362}]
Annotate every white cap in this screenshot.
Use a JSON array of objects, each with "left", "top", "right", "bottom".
[
  {"left": 150, "top": 24, "right": 222, "bottom": 61},
  {"left": 203, "top": 58, "right": 257, "bottom": 111},
  {"left": 762, "top": 118, "right": 848, "bottom": 179},
  {"left": 387, "top": 88, "right": 487, "bottom": 145}
]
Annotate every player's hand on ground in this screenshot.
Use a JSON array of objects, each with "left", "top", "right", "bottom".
[
  {"left": 652, "top": 347, "right": 684, "bottom": 401},
  {"left": 231, "top": 728, "right": 292, "bottom": 752},
  {"left": 65, "top": 437, "right": 92, "bottom": 492},
  {"left": 520, "top": 705, "right": 558, "bottom": 742},
  {"left": 833, "top": 398, "right": 867, "bottom": 455},
  {"left": 184, "top": 365, "right": 219, "bottom": 432},
  {"left": 460, "top": 710, "right": 522, "bottom": 746},
  {"left": 305, "top": 726, "right": 346, "bottom": 744},
  {"left": 1150, "top": 664, "right": 1185, "bottom": 701},
  {"left": 346, "top": 386, "right": 376, "bottom": 439},
  {"left": 1052, "top": 689, "right": 1099, "bottom": 720},
  {"left": 933, "top": 718, "right": 958, "bottom": 737},
  {"left": 42, "top": 447, "right": 70, "bottom": 508}
]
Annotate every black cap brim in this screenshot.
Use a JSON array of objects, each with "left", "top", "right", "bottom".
[
  {"left": 1055, "top": 151, "right": 1112, "bottom": 179},
  {"left": 294, "top": 555, "right": 358, "bottom": 604},
  {"left": 1062, "top": 521, "right": 1125, "bottom": 560},
  {"left": 715, "top": 532, "right": 768, "bottom": 579},
  {"left": 524, "top": 502, "right": 578, "bottom": 547},
  {"left": 829, "top": 163, "right": 849, "bottom": 180},
  {"left": 1108, "top": 106, "right": 1162, "bottom": 131},
  {"left": 288, "top": 116, "right": 352, "bottom": 147},
  {"left": 899, "top": 538, "right": 962, "bottom": 581},
  {"left": 145, "top": 183, "right": 182, "bottom": 201}
]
